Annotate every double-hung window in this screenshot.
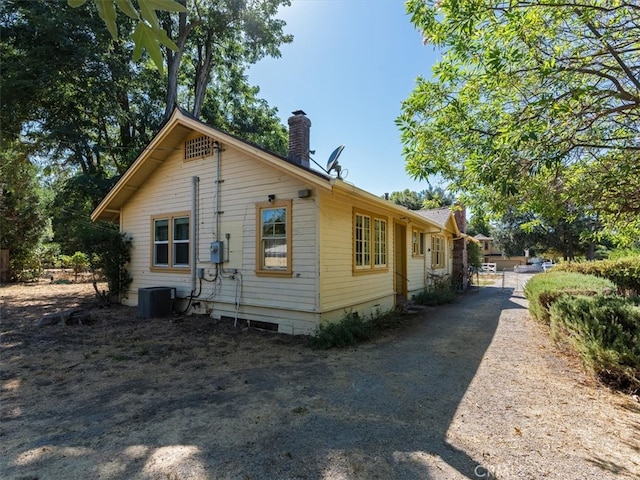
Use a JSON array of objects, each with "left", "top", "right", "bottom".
[
  {"left": 431, "top": 235, "right": 445, "bottom": 269},
  {"left": 354, "top": 210, "right": 387, "bottom": 272},
  {"left": 151, "top": 213, "right": 190, "bottom": 271},
  {"left": 256, "top": 200, "right": 292, "bottom": 276},
  {"left": 412, "top": 230, "right": 425, "bottom": 256}
]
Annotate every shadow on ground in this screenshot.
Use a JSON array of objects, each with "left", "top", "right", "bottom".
[{"left": 1, "top": 283, "right": 514, "bottom": 479}]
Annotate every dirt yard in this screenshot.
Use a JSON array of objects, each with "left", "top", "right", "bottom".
[{"left": 1, "top": 277, "right": 639, "bottom": 479}]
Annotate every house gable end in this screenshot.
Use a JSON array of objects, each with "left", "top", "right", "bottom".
[{"left": 91, "top": 108, "right": 331, "bottom": 223}]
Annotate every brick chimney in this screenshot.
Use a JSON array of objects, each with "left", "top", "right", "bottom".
[{"left": 288, "top": 110, "right": 311, "bottom": 168}]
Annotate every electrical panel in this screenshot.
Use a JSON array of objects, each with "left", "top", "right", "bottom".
[{"left": 210, "top": 241, "right": 224, "bottom": 263}]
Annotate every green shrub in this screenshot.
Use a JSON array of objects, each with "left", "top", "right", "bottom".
[
  {"left": 549, "top": 295, "right": 640, "bottom": 392},
  {"left": 414, "top": 274, "right": 458, "bottom": 306},
  {"left": 70, "top": 251, "right": 89, "bottom": 281},
  {"left": 555, "top": 256, "right": 640, "bottom": 296},
  {"left": 310, "top": 308, "right": 406, "bottom": 349},
  {"left": 310, "top": 312, "right": 373, "bottom": 349},
  {"left": 414, "top": 288, "right": 457, "bottom": 306},
  {"left": 523, "top": 272, "right": 615, "bottom": 324}
]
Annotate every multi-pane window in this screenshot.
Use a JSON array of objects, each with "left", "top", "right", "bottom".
[
  {"left": 173, "top": 217, "right": 189, "bottom": 266},
  {"left": 355, "top": 213, "right": 371, "bottom": 268},
  {"left": 432, "top": 235, "right": 445, "bottom": 269},
  {"left": 354, "top": 210, "right": 387, "bottom": 272},
  {"left": 412, "top": 230, "right": 425, "bottom": 256},
  {"left": 374, "top": 218, "right": 387, "bottom": 267},
  {"left": 154, "top": 219, "right": 169, "bottom": 266},
  {"left": 256, "top": 200, "right": 292, "bottom": 276},
  {"left": 152, "top": 214, "right": 189, "bottom": 270}
]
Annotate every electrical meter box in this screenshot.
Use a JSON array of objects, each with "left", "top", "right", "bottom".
[{"left": 210, "top": 241, "right": 224, "bottom": 263}]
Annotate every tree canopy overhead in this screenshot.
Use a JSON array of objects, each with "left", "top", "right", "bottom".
[
  {"left": 1, "top": 0, "right": 292, "bottom": 274},
  {"left": 398, "top": 1, "right": 640, "bottom": 243}
]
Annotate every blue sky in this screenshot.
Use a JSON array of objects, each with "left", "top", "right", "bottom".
[{"left": 248, "top": 0, "right": 442, "bottom": 197}]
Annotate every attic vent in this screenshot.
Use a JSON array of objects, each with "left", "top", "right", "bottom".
[{"left": 184, "top": 136, "right": 211, "bottom": 160}]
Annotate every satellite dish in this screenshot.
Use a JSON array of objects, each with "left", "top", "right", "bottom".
[{"left": 326, "top": 145, "right": 345, "bottom": 179}]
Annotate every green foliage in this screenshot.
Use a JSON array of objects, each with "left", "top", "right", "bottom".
[
  {"left": 310, "top": 308, "right": 405, "bottom": 349},
  {"left": 399, "top": 1, "right": 640, "bottom": 243},
  {"left": 467, "top": 241, "right": 483, "bottom": 270},
  {"left": 414, "top": 274, "right": 457, "bottom": 306},
  {"left": 90, "top": 231, "right": 133, "bottom": 302},
  {"left": 489, "top": 207, "right": 598, "bottom": 260},
  {"left": 549, "top": 295, "right": 640, "bottom": 392},
  {"left": 310, "top": 312, "right": 373, "bottom": 349},
  {"left": 70, "top": 251, "right": 90, "bottom": 281},
  {"left": 554, "top": 257, "right": 640, "bottom": 296},
  {"left": 523, "top": 272, "right": 615, "bottom": 324},
  {"left": 68, "top": 0, "right": 185, "bottom": 73},
  {"left": 466, "top": 213, "right": 490, "bottom": 237},
  {"left": 0, "top": 145, "right": 47, "bottom": 280},
  {"left": 387, "top": 187, "right": 455, "bottom": 211}
]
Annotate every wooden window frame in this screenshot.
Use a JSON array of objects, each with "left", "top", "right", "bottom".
[
  {"left": 431, "top": 234, "right": 445, "bottom": 269},
  {"left": 353, "top": 208, "right": 388, "bottom": 274},
  {"left": 412, "top": 229, "right": 425, "bottom": 257},
  {"left": 374, "top": 218, "right": 387, "bottom": 268},
  {"left": 255, "top": 199, "right": 293, "bottom": 277},
  {"left": 150, "top": 211, "right": 190, "bottom": 273}
]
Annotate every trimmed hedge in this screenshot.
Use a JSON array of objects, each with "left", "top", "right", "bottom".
[
  {"left": 549, "top": 295, "right": 640, "bottom": 392},
  {"left": 554, "top": 256, "right": 640, "bottom": 296},
  {"left": 523, "top": 272, "right": 615, "bottom": 324}
]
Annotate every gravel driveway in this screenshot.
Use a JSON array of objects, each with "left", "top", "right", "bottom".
[{"left": 1, "top": 273, "right": 638, "bottom": 479}]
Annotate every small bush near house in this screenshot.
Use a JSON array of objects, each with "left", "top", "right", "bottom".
[
  {"left": 549, "top": 295, "right": 640, "bottom": 392},
  {"left": 554, "top": 256, "right": 640, "bottom": 296},
  {"left": 413, "top": 275, "right": 458, "bottom": 306},
  {"left": 310, "top": 308, "right": 406, "bottom": 349},
  {"left": 523, "top": 271, "right": 614, "bottom": 324}
]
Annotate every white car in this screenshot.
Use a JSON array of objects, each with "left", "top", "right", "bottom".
[{"left": 541, "top": 261, "right": 554, "bottom": 272}]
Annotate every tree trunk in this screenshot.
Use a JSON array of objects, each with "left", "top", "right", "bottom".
[
  {"left": 163, "top": 6, "right": 192, "bottom": 121},
  {"left": 192, "top": 32, "right": 213, "bottom": 119}
]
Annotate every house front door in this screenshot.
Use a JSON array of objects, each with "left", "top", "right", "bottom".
[{"left": 394, "top": 222, "right": 408, "bottom": 305}]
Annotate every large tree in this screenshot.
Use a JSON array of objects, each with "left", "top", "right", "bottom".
[
  {"left": 0, "top": 145, "right": 47, "bottom": 278},
  {"left": 387, "top": 187, "right": 455, "bottom": 210},
  {"left": 2, "top": 0, "right": 163, "bottom": 177},
  {"left": 2, "top": 0, "right": 293, "bottom": 268},
  {"left": 398, "top": 1, "right": 640, "bottom": 243}
]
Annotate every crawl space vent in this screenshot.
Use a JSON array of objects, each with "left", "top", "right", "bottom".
[{"left": 185, "top": 135, "right": 212, "bottom": 160}]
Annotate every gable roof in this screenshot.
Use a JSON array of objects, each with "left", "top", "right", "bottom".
[
  {"left": 415, "top": 207, "right": 462, "bottom": 237},
  {"left": 91, "top": 107, "right": 332, "bottom": 222},
  {"left": 91, "top": 108, "right": 459, "bottom": 237}
]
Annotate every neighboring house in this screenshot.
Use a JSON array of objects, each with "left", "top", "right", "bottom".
[
  {"left": 474, "top": 233, "right": 502, "bottom": 257},
  {"left": 417, "top": 207, "right": 469, "bottom": 290},
  {"left": 92, "top": 107, "right": 463, "bottom": 335},
  {"left": 473, "top": 234, "right": 528, "bottom": 270}
]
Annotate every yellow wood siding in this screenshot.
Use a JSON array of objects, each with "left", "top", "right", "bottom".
[
  {"left": 120, "top": 138, "right": 320, "bottom": 333},
  {"left": 318, "top": 189, "right": 395, "bottom": 314}
]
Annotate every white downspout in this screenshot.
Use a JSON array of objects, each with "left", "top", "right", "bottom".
[
  {"left": 191, "top": 176, "right": 199, "bottom": 293},
  {"left": 214, "top": 141, "right": 221, "bottom": 243}
]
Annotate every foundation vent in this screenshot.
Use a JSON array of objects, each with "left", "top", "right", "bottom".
[{"left": 185, "top": 135, "right": 212, "bottom": 160}]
